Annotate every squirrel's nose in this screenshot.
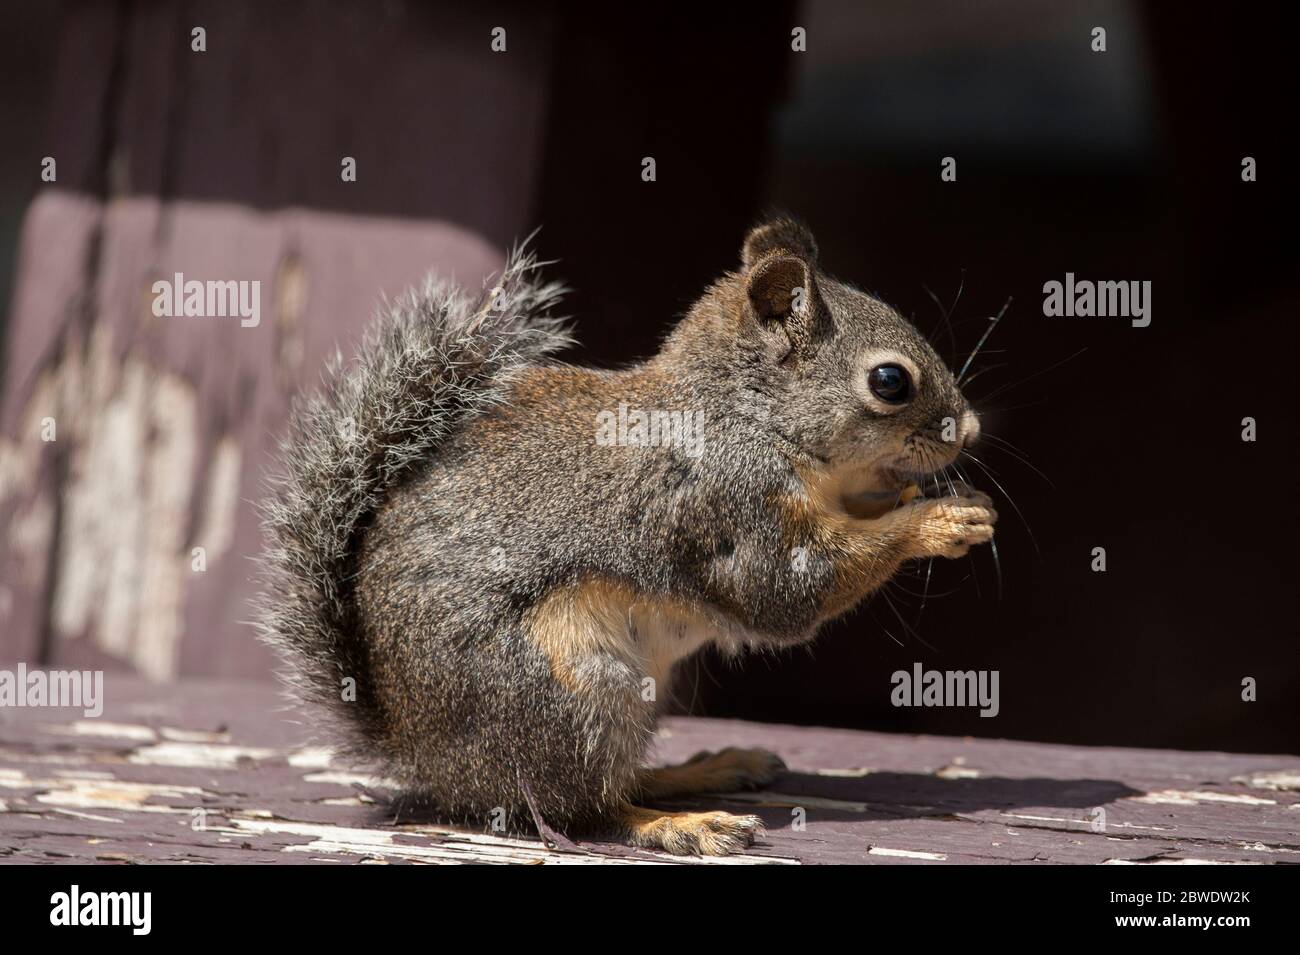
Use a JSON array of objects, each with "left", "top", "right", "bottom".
[{"left": 960, "top": 410, "right": 981, "bottom": 449}]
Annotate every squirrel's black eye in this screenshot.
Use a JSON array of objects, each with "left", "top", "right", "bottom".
[{"left": 868, "top": 364, "right": 911, "bottom": 404}]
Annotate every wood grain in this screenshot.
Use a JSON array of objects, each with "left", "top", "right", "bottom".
[{"left": 1, "top": 677, "right": 1296, "bottom": 865}]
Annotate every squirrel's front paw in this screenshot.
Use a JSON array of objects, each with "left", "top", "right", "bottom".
[{"left": 907, "top": 487, "right": 997, "bottom": 559}]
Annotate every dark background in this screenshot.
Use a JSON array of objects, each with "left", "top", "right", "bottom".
[{"left": 1, "top": 0, "right": 1295, "bottom": 753}]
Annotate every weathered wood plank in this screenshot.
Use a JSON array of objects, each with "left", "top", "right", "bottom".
[
  {"left": 1, "top": 678, "right": 1295, "bottom": 865},
  {"left": 0, "top": 194, "right": 503, "bottom": 680},
  {"left": 0, "top": 0, "right": 555, "bottom": 678}
]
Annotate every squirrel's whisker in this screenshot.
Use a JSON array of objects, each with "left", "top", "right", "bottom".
[
  {"left": 957, "top": 362, "right": 1008, "bottom": 390},
  {"left": 957, "top": 297, "right": 1011, "bottom": 384},
  {"left": 954, "top": 460, "right": 1004, "bottom": 601},
  {"left": 964, "top": 451, "right": 1041, "bottom": 560},
  {"left": 880, "top": 587, "right": 937, "bottom": 652},
  {"left": 975, "top": 345, "right": 1087, "bottom": 404},
  {"left": 914, "top": 558, "right": 936, "bottom": 631},
  {"left": 922, "top": 271, "right": 963, "bottom": 358},
  {"left": 980, "top": 433, "right": 1055, "bottom": 488}
]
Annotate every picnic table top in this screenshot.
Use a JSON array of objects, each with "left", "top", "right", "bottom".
[{"left": 1, "top": 676, "right": 1297, "bottom": 865}]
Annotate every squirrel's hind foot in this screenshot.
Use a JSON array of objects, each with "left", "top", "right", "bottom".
[{"left": 618, "top": 805, "right": 764, "bottom": 856}]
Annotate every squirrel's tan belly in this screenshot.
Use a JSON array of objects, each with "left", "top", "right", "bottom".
[{"left": 523, "top": 578, "right": 743, "bottom": 699}]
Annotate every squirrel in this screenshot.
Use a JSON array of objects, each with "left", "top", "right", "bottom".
[{"left": 255, "top": 217, "right": 996, "bottom": 856}]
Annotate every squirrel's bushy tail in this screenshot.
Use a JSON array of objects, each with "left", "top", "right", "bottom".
[{"left": 254, "top": 249, "right": 570, "bottom": 752}]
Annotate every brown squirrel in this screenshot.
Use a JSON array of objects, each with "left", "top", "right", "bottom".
[{"left": 256, "top": 217, "right": 995, "bottom": 855}]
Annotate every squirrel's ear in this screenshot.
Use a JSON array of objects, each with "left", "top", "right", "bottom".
[
  {"left": 745, "top": 253, "right": 830, "bottom": 356},
  {"left": 741, "top": 217, "right": 819, "bottom": 270}
]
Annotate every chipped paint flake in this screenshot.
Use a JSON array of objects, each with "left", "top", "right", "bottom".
[
  {"left": 44, "top": 328, "right": 199, "bottom": 679},
  {"left": 868, "top": 846, "right": 947, "bottom": 860},
  {"left": 127, "top": 741, "right": 277, "bottom": 768},
  {"left": 301, "top": 770, "right": 397, "bottom": 789},
  {"left": 1109, "top": 821, "right": 1176, "bottom": 832},
  {"left": 1133, "top": 789, "right": 1276, "bottom": 807},
  {"left": 32, "top": 778, "right": 207, "bottom": 812},
  {"left": 0, "top": 747, "right": 91, "bottom": 766},
  {"left": 1103, "top": 858, "right": 1262, "bottom": 866},
  {"left": 53, "top": 769, "right": 118, "bottom": 780},
  {"left": 158, "top": 726, "right": 231, "bottom": 743},
  {"left": 1231, "top": 770, "right": 1300, "bottom": 791},
  {"left": 936, "top": 764, "right": 981, "bottom": 779},
  {"left": 192, "top": 436, "right": 241, "bottom": 561},
  {"left": 814, "top": 767, "right": 873, "bottom": 778},
  {"left": 287, "top": 746, "right": 336, "bottom": 769},
  {"left": 45, "top": 720, "right": 158, "bottom": 742},
  {"left": 1239, "top": 841, "right": 1298, "bottom": 854},
  {"left": 52, "top": 807, "right": 121, "bottom": 823},
  {"left": 1000, "top": 812, "right": 1094, "bottom": 828}
]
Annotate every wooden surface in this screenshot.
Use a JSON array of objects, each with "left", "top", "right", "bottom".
[
  {"left": 1, "top": 677, "right": 1296, "bottom": 865},
  {"left": 0, "top": 0, "right": 547, "bottom": 679}
]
